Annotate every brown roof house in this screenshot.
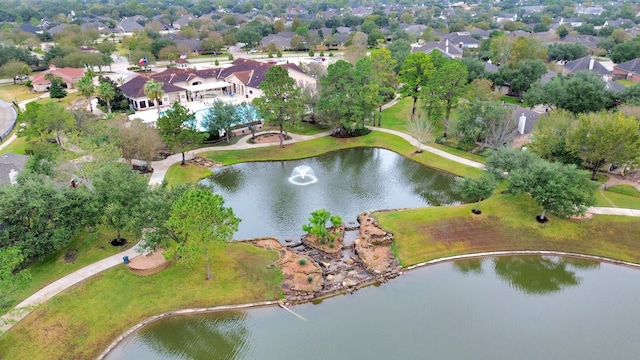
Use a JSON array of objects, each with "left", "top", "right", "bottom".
[
  {"left": 119, "top": 58, "right": 316, "bottom": 113},
  {"left": 613, "top": 58, "right": 640, "bottom": 83},
  {"left": 31, "top": 65, "right": 85, "bottom": 93}
]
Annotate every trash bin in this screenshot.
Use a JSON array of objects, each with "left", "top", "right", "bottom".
[{"left": 123, "top": 256, "right": 129, "bottom": 264}]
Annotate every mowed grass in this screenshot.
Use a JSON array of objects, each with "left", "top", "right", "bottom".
[
  {"left": 379, "top": 97, "right": 486, "bottom": 164},
  {"left": 0, "top": 84, "right": 38, "bottom": 102},
  {"left": 200, "top": 131, "right": 484, "bottom": 179},
  {"left": 0, "top": 242, "right": 283, "bottom": 359},
  {"left": 594, "top": 189, "right": 640, "bottom": 210},
  {"left": 379, "top": 193, "right": 640, "bottom": 267},
  {"left": 165, "top": 162, "right": 213, "bottom": 185},
  {"left": 1, "top": 227, "right": 138, "bottom": 316},
  {"left": 0, "top": 135, "right": 28, "bottom": 155}
]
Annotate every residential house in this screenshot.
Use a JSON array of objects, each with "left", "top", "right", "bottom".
[
  {"left": 563, "top": 56, "right": 611, "bottom": 81},
  {"left": 613, "top": 58, "right": 640, "bottom": 82},
  {"left": 495, "top": 14, "right": 517, "bottom": 23},
  {"left": 576, "top": 5, "right": 605, "bottom": 16},
  {"left": 18, "top": 24, "right": 39, "bottom": 34},
  {"left": 260, "top": 32, "right": 295, "bottom": 50},
  {"left": 116, "top": 16, "right": 145, "bottom": 33},
  {"left": 173, "top": 14, "right": 196, "bottom": 30},
  {"left": 565, "top": 18, "right": 585, "bottom": 27},
  {"left": 509, "top": 105, "right": 541, "bottom": 135},
  {"left": 119, "top": 59, "right": 316, "bottom": 112},
  {"left": 441, "top": 32, "right": 480, "bottom": 48},
  {"left": 412, "top": 39, "right": 463, "bottom": 59},
  {"left": 522, "top": 5, "right": 546, "bottom": 14},
  {"left": 604, "top": 18, "right": 633, "bottom": 29},
  {"left": 31, "top": 65, "right": 85, "bottom": 92},
  {"left": 560, "top": 34, "right": 600, "bottom": 51}
]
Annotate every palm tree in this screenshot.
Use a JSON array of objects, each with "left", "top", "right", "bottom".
[
  {"left": 77, "top": 75, "right": 95, "bottom": 112},
  {"left": 144, "top": 79, "right": 165, "bottom": 118},
  {"left": 97, "top": 82, "right": 116, "bottom": 114}
]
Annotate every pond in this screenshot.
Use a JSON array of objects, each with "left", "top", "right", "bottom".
[
  {"left": 105, "top": 256, "right": 640, "bottom": 359},
  {"left": 200, "top": 148, "right": 463, "bottom": 241}
]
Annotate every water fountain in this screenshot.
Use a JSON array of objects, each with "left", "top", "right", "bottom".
[{"left": 288, "top": 165, "right": 318, "bottom": 186}]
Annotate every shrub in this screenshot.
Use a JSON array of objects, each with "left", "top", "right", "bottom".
[
  {"left": 298, "top": 258, "right": 307, "bottom": 266},
  {"left": 228, "top": 54, "right": 233, "bottom": 60},
  {"left": 277, "top": 50, "right": 282, "bottom": 58},
  {"left": 307, "top": 275, "right": 313, "bottom": 283},
  {"left": 308, "top": 49, "right": 315, "bottom": 56},
  {"left": 268, "top": 51, "right": 273, "bottom": 58},
  {"left": 302, "top": 209, "right": 343, "bottom": 244},
  {"left": 214, "top": 59, "right": 219, "bottom": 66},
  {"left": 329, "top": 52, "right": 333, "bottom": 57},
  {"left": 320, "top": 50, "right": 324, "bottom": 56}
]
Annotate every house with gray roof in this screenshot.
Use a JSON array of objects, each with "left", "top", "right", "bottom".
[
  {"left": 563, "top": 56, "right": 611, "bottom": 81},
  {"left": 509, "top": 105, "right": 541, "bottom": 135},
  {"left": 117, "top": 16, "right": 145, "bottom": 33},
  {"left": 441, "top": 32, "right": 480, "bottom": 48},
  {"left": 604, "top": 18, "right": 634, "bottom": 29},
  {"left": 260, "top": 32, "right": 295, "bottom": 50},
  {"left": 412, "top": 39, "right": 463, "bottom": 59},
  {"left": 576, "top": 5, "right": 605, "bottom": 16},
  {"left": 173, "top": 14, "right": 196, "bottom": 30},
  {"left": 560, "top": 34, "right": 599, "bottom": 50},
  {"left": 613, "top": 58, "right": 640, "bottom": 82}
]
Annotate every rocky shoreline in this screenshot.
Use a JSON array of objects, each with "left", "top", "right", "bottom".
[{"left": 252, "top": 212, "right": 403, "bottom": 305}]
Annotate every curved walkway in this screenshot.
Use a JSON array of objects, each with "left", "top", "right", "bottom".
[{"left": 3, "top": 118, "right": 640, "bottom": 334}]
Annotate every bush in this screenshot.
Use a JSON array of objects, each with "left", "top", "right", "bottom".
[
  {"left": 307, "top": 275, "right": 313, "bottom": 283},
  {"left": 320, "top": 50, "right": 324, "bottom": 56},
  {"left": 277, "top": 50, "right": 282, "bottom": 58},
  {"left": 308, "top": 49, "right": 315, "bottom": 56},
  {"left": 215, "top": 59, "right": 219, "bottom": 66},
  {"left": 228, "top": 54, "right": 233, "bottom": 61},
  {"left": 606, "top": 184, "right": 640, "bottom": 198},
  {"left": 298, "top": 258, "right": 307, "bottom": 266},
  {"left": 268, "top": 51, "right": 273, "bottom": 58},
  {"left": 329, "top": 52, "right": 333, "bottom": 57}
]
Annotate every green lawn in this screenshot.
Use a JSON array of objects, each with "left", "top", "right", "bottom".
[
  {"left": 379, "top": 193, "right": 640, "bottom": 267},
  {"left": 616, "top": 79, "right": 634, "bottom": 87},
  {"left": 0, "top": 242, "right": 283, "bottom": 359},
  {"left": 1, "top": 227, "right": 138, "bottom": 316},
  {"left": 594, "top": 189, "right": 640, "bottom": 210},
  {"left": 0, "top": 135, "right": 28, "bottom": 155},
  {"left": 0, "top": 84, "right": 38, "bottom": 103},
  {"left": 165, "top": 162, "right": 213, "bottom": 185}
]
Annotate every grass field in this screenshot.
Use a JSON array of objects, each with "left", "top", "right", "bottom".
[
  {"left": 0, "top": 241, "right": 283, "bottom": 359},
  {"left": 165, "top": 162, "right": 213, "bottom": 185},
  {"left": 379, "top": 193, "right": 640, "bottom": 267},
  {"left": 0, "top": 84, "right": 37, "bottom": 103}
]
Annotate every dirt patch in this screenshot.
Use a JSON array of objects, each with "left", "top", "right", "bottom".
[
  {"left": 64, "top": 249, "right": 78, "bottom": 263},
  {"left": 249, "top": 132, "right": 291, "bottom": 144},
  {"left": 127, "top": 250, "right": 171, "bottom": 276},
  {"left": 188, "top": 156, "right": 223, "bottom": 169}
]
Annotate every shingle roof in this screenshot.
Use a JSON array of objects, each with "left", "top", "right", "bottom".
[
  {"left": 0, "top": 153, "right": 27, "bottom": 185},
  {"left": 564, "top": 56, "right": 610, "bottom": 76},
  {"left": 614, "top": 58, "right": 640, "bottom": 72},
  {"left": 119, "top": 75, "right": 186, "bottom": 98}
]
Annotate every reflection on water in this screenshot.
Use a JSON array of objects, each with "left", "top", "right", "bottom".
[
  {"left": 107, "top": 257, "right": 640, "bottom": 360},
  {"left": 200, "top": 148, "right": 462, "bottom": 241}
]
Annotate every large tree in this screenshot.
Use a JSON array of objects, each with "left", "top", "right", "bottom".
[
  {"left": 567, "top": 111, "right": 640, "bottom": 180},
  {"left": 92, "top": 163, "right": 149, "bottom": 243},
  {"left": 97, "top": 81, "right": 116, "bottom": 114},
  {"left": 18, "top": 101, "right": 75, "bottom": 147},
  {"left": 524, "top": 72, "right": 613, "bottom": 114},
  {"left": 457, "top": 173, "right": 497, "bottom": 214},
  {"left": 46, "top": 73, "right": 67, "bottom": 100},
  {"left": 508, "top": 158, "right": 596, "bottom": 221},
  {"left": 398, "top": 52, "right": 434, "bottom": 121},
  {"left": 529, "top": 110, "right": 582, "bottom": 165},
  {"left": 157, "top": 102, "right": 208, "bottom": 165},
  {"left": 426, "top": 59, "right": 468, "bottom": 138},
  {"left": 166, "top": 188, "right": 240, "bottom": 280},
  {"left": 201, "top": 100, "right": 238, "bottom": 143},
  {"left": 0, "top": 172, "right": 99, "bottom": 261},
  {"left": 453, "top": 100, "right": 515, "bottom": 150},
  {"left": 253, "top": 66, "right": 303, "bottom": 147}
]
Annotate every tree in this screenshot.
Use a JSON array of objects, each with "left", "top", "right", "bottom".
[
  {"left": 96, "top": 76, "right": 129, "bottom": 112},
  {"left": 92, "top": 162, "right": 149, "bottom": 243},
  {"left": 157, "top": 102, "right": 208, "bottom": 165},
  {"left": 457, "top": 174, "right": 497, "bottom": 214},
  {"left": 610, "top": 39, "right": 640, "bottom": 64},
  {"left": 567, "top": 111, "right": 640, "bottom": 180},
  {"left": 0, "top": 172, "right": 99, "bottom": 261},
  {"left": 201, "top": 100, "right": 237, "bottom": 143},
  {"left": 556, "top": 25, "right": 569, "bottom": 39},
  {"left": 547, "top": 43, "right": 588, "bottom": 63},
  {"left": 167, "top": 188, "right": 240, "bottom": 280},
  {"left": 0, "top": 60, "right": 29, "bottom": 83},
  {"left": 406, "top": 115, "right": 435, "bottom": 153},
  {"left": 97, "top": 81, "right": 116, "bottom": 114},
  {"left": 18, "top": 102, "right": 75, "bottom": 147},
  {"left": 529, "top": 110, "right": 582, "bottom": 165},
  {"left": 77, "top": 75, "right": 95, "bottom": 113},
  {"left": 144, "top": 79, "right": 165, "bottom": 118},
  {"left": 387, "top": 38, "right": 411, "bottom": 73},
  {"left": 524, "top": 72, "right": 613, "bottom": 114},
  {"left": 426, "top": 59, "right": 468, "bottom": 137},
  {"left": 508, "top": 158, "right": 596, "bottom": 221},
  {"left": 398, "top": 52, "right": 434, "bottom": 121},
  {"left": 368, "top": 48, "right": 398, "bottom": 102},
  {"left": 0, "top": 247, "right": 31, "bottom": 311},
  {"left": 253, "top": 66, "right": 303, "bottom": 147},
  {"left": 46, "top": 73, "right": 67, "bottom": 100},
  {"left": 485, "top": 147, "right": 540, "bottom": 178},
  {"left": 453, "top": 100, "right": 514, "bottom": 150}
]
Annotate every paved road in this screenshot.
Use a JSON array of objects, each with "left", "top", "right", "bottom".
[{"left": 0, "top": 99, "right": 17, "bottom": 141}]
